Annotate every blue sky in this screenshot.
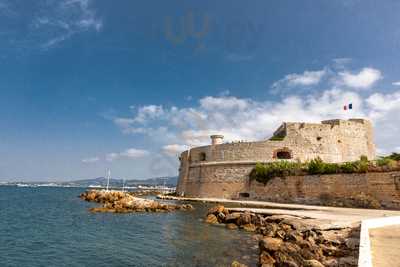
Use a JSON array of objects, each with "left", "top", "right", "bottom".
[{"left": 1, "top": 0, "right": 400, "bottom": 181}]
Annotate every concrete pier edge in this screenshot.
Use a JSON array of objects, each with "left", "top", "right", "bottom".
[{"left": 358, "top": 216, "right": 400, "bottom": 267}]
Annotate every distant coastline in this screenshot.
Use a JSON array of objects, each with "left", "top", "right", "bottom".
[{"left": 0, "top": 176, "right": 178, "bottom": 189}]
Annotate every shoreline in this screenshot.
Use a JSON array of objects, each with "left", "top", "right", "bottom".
[
  {"left": 160, "top": 195, "right": 400, "bottom": 266},
  {"left": 204, "top": 204, "right": 360, "bottom": 266}
]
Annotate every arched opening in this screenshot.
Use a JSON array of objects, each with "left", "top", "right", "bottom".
[
  {"left": 277, "top": 151, "right": 292, "bottom": 159},
  {"left": 274, "top": 148, "right": 292, "bottom": 160},
  {"left": 239, "top": 192, "right": 250, "bottom": 198},
  {"left": 199, "top": 152, "right": 206, "bottom": 161}
]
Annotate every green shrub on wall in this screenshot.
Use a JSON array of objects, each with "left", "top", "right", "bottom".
[
  {"left": 308, "top": 158, "right": 341, "bottom": 174},
  {"left": 251, "top": 155, "right": 399, "bottom": 184},
  {"left": 388, "top": 153, "right": 400, "bottom": 161},
  {"left": 269, "top": 135, "right": 285, "bottom": 141},
  {"left": 376, "top": 157, "right": 397, "bottom": 168},
  {"left": 249, "top": 161, "right": 304, "bottom": 185},
  {"left": 340, "top": 162, "right": 357, "bottom": 173}
]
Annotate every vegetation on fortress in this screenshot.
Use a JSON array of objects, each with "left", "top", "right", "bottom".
[{"left": 250, "top": 153, "right": 400, "bottom": 185}]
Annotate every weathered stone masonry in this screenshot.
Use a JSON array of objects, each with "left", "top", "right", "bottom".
[{"left": 174, "top": 119, "right": 399, "bottom": 207}]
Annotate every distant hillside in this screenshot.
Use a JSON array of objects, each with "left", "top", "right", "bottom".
[{"left": 61, "top": 176, "right": 178, "bottom": 187}]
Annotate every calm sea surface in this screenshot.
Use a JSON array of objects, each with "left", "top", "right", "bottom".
[{"left": 0, "top": 186, "right": 258, "bottom": 267}]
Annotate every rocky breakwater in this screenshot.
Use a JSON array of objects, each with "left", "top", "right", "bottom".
[
  {"left": 206, "top": 206, "right": 360, "bottom": 267},
  {"left": 80, "top": 190, "right": 193, "bottom": 213}
]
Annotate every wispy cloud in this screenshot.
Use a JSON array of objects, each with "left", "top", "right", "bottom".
[
  {"left": 271, "top": 69, "right": 327, "bottom": 94},
  {"left": 332, "top": 58, "right": 352, "bottom": 69},
  {"left": 392, "top": 81, "right": 400, "bottom": 86},
  {"left": 81, "top": 157, "right": 100, "bottom": 163},
  {"left": 106, "top": 148, "right": 150, "bottom": 162},
  {"left": 30, "top": 0, "right": 103, "bottom": 49}
]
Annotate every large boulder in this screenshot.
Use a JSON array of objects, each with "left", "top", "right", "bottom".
[
  {"left": 207, "top": 205, "right": 225, "bottom": 215},
  {"left": 259, "top": 237, "right": 283, "bottom": 252},
  {"left": 242, "top": 224, "right": 257, "bottom": 232},
  {"left": 259, "top": 251, "right": 275, "bottom": 266},
  {"left": 237, "top": 212, "right": 252, "bottom": 226},
  {"left": 287, "top": 230, "right": 304, "bottom": 242},
  {"left": 261, "top": 223, "right": 279, "bottom": 237},
  {"left": 303, "top": 260, "right": 325, "bottom": 267},
  {"left": 225, "top": 212, "right": 241, "bottom": 223},
  {"left": 226, "top": 223, "right": 239, "bottom": 230},
  {"left": 205, "top": 214, "right": 219, "bottom": 224},
  {"left": 231, "top": 260, "right": 248, "bottom": 267}
]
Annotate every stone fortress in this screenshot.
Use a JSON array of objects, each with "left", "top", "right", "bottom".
[{"left": 174, "top": 119, "right": 400, "bottom": 207}]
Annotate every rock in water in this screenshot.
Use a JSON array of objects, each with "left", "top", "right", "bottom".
[
  {"left": 205, "top": 214, "right": 219, "bottom": 224},
  {"left": 80, "top": 190, "right": 193, "bottom": 213},
  {"left": 242, "top": 224, "right": 257, "bottom": 232},
  {"left": 231, "top": 260, "right": 249, "bottom": 267},
  {"left": 259, "top": 251, "right": 275, "bottom": 266},
  {"left": 226, "top": 223, "right": 239, "bottom": 230},
  {"left": 259, "top": 237, "right": 283, "bottom": 252},
  {"left": 225, "top": 212, "right": 241, "bottom": 222}
]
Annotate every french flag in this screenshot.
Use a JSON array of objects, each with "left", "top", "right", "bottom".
[{"left": 343, "top": 103, "right": 353, "bottom": 110}]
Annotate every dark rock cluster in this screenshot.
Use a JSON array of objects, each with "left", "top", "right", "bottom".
[{"left": 206, "top": 206, "right": 359, "bottom": 267}]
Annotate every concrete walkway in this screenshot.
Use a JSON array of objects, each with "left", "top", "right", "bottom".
[
  {"left": 370, "top": 225, "right": 400, "bottom": 267},
  {"left": 161, "top": 196, "right": 400, "bottom": 226}
]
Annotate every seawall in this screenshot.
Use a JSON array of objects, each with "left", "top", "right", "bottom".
[{"left": 178, "top": 166, "right": 400, "bottom": 210}]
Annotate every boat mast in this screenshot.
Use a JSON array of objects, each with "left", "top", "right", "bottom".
[
  {"left": 163, "top": 178, "right": 166, "bottom": 195},
  {"left": 106, "top": 169, "right": 111, "bottom": 191}
]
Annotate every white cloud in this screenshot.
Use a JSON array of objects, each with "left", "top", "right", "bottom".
[
  {"left": 271, "top": 69, "right": 327, "bottom": 95},
  {"left": 113, "top": 90, "right": 363, "bottom": 148},
  {"left": 200, "top": 96, "right": 249, "bottom": 111},
  {"left": 133, "top": 105, "right": 164, "bottom": 123},
  {"left": 338, "top": 68, "right": 382, "bottom": 89},
  {"left": 106, "top": 148, "right": 150, "bottom": 162},
  {"left": 162, "top": 144, "right": 190, "bottom": 156},
  {"left": 272, "top": 70, "right": 326, "bottom": 89},
  {"left": 392, "top": 81, "right": 400, "bottom": 86},
  {"left": 366, "top": 91, "right": 400, "bottom": 113},
  {"left": 113, "top": 65, "right": 399, "bottom": 157},
  {"left": 81, "top": 157, "right": 99, "bottom": 163}
]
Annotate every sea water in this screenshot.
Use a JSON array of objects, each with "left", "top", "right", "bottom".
[{"left": 0, "top": 186, "right": 258, "bottom": 267}]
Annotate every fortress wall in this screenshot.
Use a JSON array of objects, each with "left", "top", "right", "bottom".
[
  {"left": 179, "top": 163, "right": 400, "bottom": 209},
  {"left": 184, "top": 119, "right": 375, "bottom": 167},
  {"left": 250, "top": 172, "right": 400, "bottom": 209},
  {"left": 182, "top": 163, "right": 253, "bottom": 199},
  {"left": 177, "top": 119, "right": 380, "bottom": 207}
]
